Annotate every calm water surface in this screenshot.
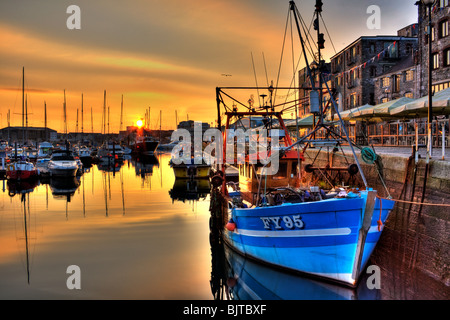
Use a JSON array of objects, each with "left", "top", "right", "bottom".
[
  {"left": 0, "top": 153, "right": 448, "bottom": 300},
  {"left": 0, "top": 153, "right": 212, "bottom": 299}
]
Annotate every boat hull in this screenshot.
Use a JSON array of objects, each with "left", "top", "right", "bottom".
[
  {"left": 6, "top": 162, "right": 38, "bottom": 180},
  {"left": 135, "top": 140, "right": 159, "bottom": 155},
  {"left": 6, "top": 170, "right": 37, "bottom": 180},
  {"left": 223, "top": 191, "right": 395, "bottom": 287},
  {"left": 172, "top": 165, "right": 210, "bottom": 179},
  {"left": 48, "top": 161, "right": 78, "bottom": 177}
]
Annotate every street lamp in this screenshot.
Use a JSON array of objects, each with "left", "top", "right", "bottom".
[{"left": 422, "top": 0, "right": 437, "bottom": 159}]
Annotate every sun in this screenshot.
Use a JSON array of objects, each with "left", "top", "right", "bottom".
[{"left": 136, "top": 119, "right": 144, "bottom": 128}]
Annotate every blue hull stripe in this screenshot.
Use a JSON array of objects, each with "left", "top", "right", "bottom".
[{"left": 235, "top": 227, "right": 352, "bottom": 237}]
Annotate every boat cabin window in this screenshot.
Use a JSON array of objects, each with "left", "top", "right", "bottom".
[
  {"left": 272, "top": 162, "right": 287, "bottom": 180},
  {"left": 52, "top": 155, "right": 75, "bottom": 161},
  {"left": 291, "top": 161, "right": 298, "bottom": 178}
]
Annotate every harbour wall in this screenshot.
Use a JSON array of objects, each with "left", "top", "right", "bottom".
[{"left": 303, "top": 147, "right": 450, "bottom": 289}]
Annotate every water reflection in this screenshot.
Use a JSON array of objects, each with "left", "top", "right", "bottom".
[
  {"left": 0, "top": 153, "right": 215, "bottom": 299},
  {"left": 6, "top": 179, "right": 39, "bottom": 198},
  {"left": 169, "top": 179, "right": 210, "bottom": 203},
  {"left": 209, "top": 233, "right": 380, "bottom": 300},
  {"left": 48, "top": 177, "right": 81, "bottom": 202}
]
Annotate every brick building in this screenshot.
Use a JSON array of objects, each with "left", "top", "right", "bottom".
[
  {"left": 416, "top": 0, "right": 450, "bottom": 95},
  {"left": 330, "top": 35, "right": 418, "bottom": 112},
  {"left": 374, "top": 54, "right": 420, "bottom": 104}
]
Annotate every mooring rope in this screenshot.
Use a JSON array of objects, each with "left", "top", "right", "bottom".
[{"left": 376, "top": 195, "right": 450, "bottom": 207}]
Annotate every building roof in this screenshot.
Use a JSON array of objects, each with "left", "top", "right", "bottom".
[
  {"left": 0, "top": 126, "right": 57, "bottom": 132},
  {"left": 330, "top": 35, "right": 418, "bottom": 60}
]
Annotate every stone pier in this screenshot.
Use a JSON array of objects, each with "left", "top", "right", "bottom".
[{"left": 303, "top": 146, "right": 450, "bottom": 289}]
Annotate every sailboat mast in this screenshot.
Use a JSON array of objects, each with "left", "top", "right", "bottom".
[
  {"left": 81, "top": 93, "right": 84, "bottom": 134},
  {"left": 22, "top": 67, "right": 25, "bottom": 144},
  {"left": 44, "top": 101, "right": 47, "bottom": 141},
  {"left": 108, "top": 105, "right": 110, "bottom": 135},
  {"left": 120, "top": 94, "right": 123, "bottom": 132},
  {"left": 103, "top": 90, "right": 106, "bottom": 135},
  {"left": 63, "top": 89, "right": 67, "bottom": 136},
  {"left": 25, "top": 94, "right": 28, "bottom": 143}
]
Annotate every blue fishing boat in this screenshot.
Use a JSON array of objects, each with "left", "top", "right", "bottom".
[{"left": 211, "top": 0, "right": 396, "bottom": 288}]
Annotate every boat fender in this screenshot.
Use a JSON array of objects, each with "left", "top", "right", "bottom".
[
  {"left": 227, "top": 277, "right": 237, "bottom": 288},
  {"left": 211, "top": 174, "right": 224, "bottom": 188},
  {"left": 347, "top": 164, "right": 359, "bottom": 175},
  {"left": 226, "top": 219, "right": 236, "bottom": 232}
]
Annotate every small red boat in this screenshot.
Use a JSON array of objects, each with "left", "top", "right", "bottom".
[{"left": 6, "top": 160, "right": 38, "bottom": 180}]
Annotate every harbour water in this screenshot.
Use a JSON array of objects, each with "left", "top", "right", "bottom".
[{"left": 0, "top": 153, "right": 448, "bottom": 300}]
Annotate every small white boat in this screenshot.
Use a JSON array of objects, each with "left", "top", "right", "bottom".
[
  {"left": 38, "top": 142, "right": 53, "bottom": 158},
  {"left": 48, "top": 152, "right": 78, "bottom": 177}
]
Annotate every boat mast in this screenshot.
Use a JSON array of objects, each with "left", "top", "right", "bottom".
[
  {"left": 120, "top": 94, "right": 123, "bottom": 132},
  {"left": 103, "top": 90, "right": 106, "bottom": 136},
  {"left": 63, "top": 89, "right": 67, "bottom": 137},
  {"left": 44, "top": 101, "right": 47, "bottom": 141},
  {"left": 25, "top": 94, "right": 28, "bottom": 143},
  {"left": 81, "top": 93, "right": 84, "bottom": 135},
  {"left": 22, "top": 67, "right": 25, "bottom": 145}
]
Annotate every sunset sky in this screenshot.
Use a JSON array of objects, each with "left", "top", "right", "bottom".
[{"left": 0, "top": 0, "right": 418, "bottom": 133}]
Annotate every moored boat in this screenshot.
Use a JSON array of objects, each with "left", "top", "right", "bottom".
[
  {"left": 98, "top": 142, "right": 125, "bottom": 163},
  {"left": 6, "top": 159, "right": 38, "bottom": 180},
  {"left": 210, "top": 0, "right": 396, "bottom": 288},
  {"left": 48, "top": 152, "right": 78, "bottom": 177},
  {"left": 134, "top": 136, "right": 159, "bottom": 155},
  {"left": 78, "top": 146, "right": 93, "bottom": 165},
  {"left": 170, "top": 158, "right": 211, "bottom": 180},
  {"left": 37, "top": 141, "right": 53, "bottom": 158}
]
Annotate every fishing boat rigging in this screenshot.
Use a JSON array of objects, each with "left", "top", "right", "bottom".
[{"left": 210, "top": 0, "right": 395, "bottom": 288}]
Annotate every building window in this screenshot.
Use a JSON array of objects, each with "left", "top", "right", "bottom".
[
  {"left": 405, "top": 70, "right": 414, "bottom": 82},
  {"left": 370, "top": 66, "right": 377, "bottom": 78},
  {"left": 384, "top": 42, "right": 398, "bottom": 58},
  {"left": 350, "top": 93, "right": 357, "bottom": 108},
  {"left": 433, "top": 52, "right": 440, "bottom": 70},
  {"left": 440, "top": 20, "right": 449, "bottom": 39},
  {"left": 382, "top": 77, "right": 390, "bottom": 88},
  {"left": 439, "top": 0, "right": 449, "bottom": 8},
  {"left": 381, "top": 98, "right": 389, "bottom": 104},
  {"left": 445, "top": 48, "right": 450, "bottom": 67},
  {"left": 383, "top": 65, "right": 392, "bottom": 73},
  {"left": 393, "top": 75, "right": 401, "bottom": 93},
  {"left": 406, "top": 44, "right": 413, "bottom": 56},
  {"left": 432, "top": 26, "right": 436, "bottom": 42},
  {"left": 405, "top": 92, "right": 414, "bottom": 99}
]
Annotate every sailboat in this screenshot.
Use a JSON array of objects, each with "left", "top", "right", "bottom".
[
  {"left": 211, "top": 1, "right": 395, "bottom": 288},
  {"left": 6, "top": 68, "right": 38, "bottom": 181}
]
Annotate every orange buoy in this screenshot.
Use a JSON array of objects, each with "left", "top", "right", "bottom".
[{"left": 226, "top": 219, "right": 236, "bottom": 232}]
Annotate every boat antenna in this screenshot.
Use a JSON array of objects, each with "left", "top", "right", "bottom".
[{"left": 251, "top": 52, "right": 262, "bottom": 108}]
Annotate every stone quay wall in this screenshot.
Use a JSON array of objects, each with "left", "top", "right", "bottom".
[{"left": 302, "top": 147, "right": 450, "bottom": 287}]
